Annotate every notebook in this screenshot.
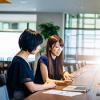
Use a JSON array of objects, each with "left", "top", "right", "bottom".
[{"left": 62, "top": 85, "right": 90, "bottom": 93}]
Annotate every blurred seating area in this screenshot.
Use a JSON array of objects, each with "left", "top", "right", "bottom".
[
  {"left": 0, "top": 74, "right": 9, "bottom": 100},
  {"left": 64, "top": 60, "right": 86, "bottom": 74},
  {"left": 0, "top": 57, "right": 12, "bottom": 75},
  {"left": 0, "top": 57, "right": 34, "bottom": 76}
]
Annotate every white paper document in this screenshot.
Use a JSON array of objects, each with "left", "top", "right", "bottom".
[{"left": 43, "top": 90, "right": 82, "bottom": 97}]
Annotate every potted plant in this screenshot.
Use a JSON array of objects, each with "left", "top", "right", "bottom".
[
  {"left": 38, "top": 22, "right": 60, "bottom": 40},
  {"left": 38, "top": 22, "right": 60, "bottom": 55}
]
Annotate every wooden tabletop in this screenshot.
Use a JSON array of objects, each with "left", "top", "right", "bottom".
[{"left": 24, "top": 65, "right": 100, "bottom": 100}]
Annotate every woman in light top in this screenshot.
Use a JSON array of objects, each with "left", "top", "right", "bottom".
[
  {"left": 35, "top": 35, "right": 72, "bottom": 85},
  {"left": 7, "top": 29, "right": 56, "bottom": 100}
]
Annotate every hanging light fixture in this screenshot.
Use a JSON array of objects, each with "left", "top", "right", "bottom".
[{"left": 0, "top": 0, "right": 10, "bottom": 3}]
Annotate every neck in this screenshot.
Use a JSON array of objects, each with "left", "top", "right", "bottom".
[
  {"left": 51, "top": 53, "right": 56, "bottom": 60},
  {"left": 16, "top": 50, "right": 30, "bottom": 60}
]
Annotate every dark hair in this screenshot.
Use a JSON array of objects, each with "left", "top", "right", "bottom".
[
  {"left": 19, "top": 29, "right": 43, "bottom": 53},
  {"left": 46, "top": 35, "right": 64, "bottom": 79}
]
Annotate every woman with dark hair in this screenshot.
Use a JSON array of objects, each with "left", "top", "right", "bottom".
[
  {"left": 35, "top": 35, "right": 72, "bottom": 85},
  {"left": 7, "top": 29, "right": 56, "bottom": 100}
]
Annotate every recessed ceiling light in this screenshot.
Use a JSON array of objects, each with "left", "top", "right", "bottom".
[{"left": 20, "top": 0, "right": 27, "bottom": 4}]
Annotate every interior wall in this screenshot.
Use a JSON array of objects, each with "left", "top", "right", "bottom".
[{"left": 37, "top": 12, "right": 64, "bottom": 37}]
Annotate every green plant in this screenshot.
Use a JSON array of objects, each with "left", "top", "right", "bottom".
[
  {"left": 38, "top": 22, "right": 60, "bottom": 55},
  {"left": 38, "top": 22, "right": 60, "bottom": 39}
]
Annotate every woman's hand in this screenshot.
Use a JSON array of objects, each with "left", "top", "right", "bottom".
[
  {"left": 63, "top": 79, "right": 73, "bottom": 85},
  {"left": 63, "top": 71, "right": 73, "bottom": 80},
  {"left": 55, "top": 80, "right": 72, "bottom": 86},
  {"left": 44, "top": 81, "right": 56, "bottom": 89}
]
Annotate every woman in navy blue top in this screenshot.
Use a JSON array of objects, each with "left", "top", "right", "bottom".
[
  {"left": 35, "top": 35, "right": 72, "bottom": 85},
  {"left": 7, "top": 29, "right": 56, "bottom": 100}
]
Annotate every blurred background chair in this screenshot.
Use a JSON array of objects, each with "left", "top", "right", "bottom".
[
  {"left": 0, "top": 74, "right": 9, "bottom": 100},
  {"left": 0, "top": 57, "right": 4, "bottom": 74}
]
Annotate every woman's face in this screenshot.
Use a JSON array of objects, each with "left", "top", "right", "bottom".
[
  {"left": 31, "top": 45, "right": 41, "bottom": 55},
  {"left": 51, "top": 42, "right": 63, "bottom": 57}
]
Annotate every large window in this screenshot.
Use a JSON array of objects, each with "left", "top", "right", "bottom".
[
  {"left": 0, "top": 14, "right": 37, "bottom": 61},
  {"left": 64, "top": 14, "right": 100, "bottom": 64},
  {"left": 0, "top": 22, "right": 36, "bottom": 31}
]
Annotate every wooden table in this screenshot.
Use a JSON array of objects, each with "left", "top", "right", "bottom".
[{"left": 25, "top": 65, "right": 100, "bottom": 100}]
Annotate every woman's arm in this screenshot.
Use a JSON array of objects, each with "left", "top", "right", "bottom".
[
  {"left": 40, "top": 63, "right": 72, "bottom": 85},
  {"left": 25, "top": 81, "right": 56, "bottom": 93},
  {"left": 40, "top": 63, "right": 49, "bottom": 82}
]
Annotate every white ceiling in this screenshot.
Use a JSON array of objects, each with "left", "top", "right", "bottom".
[{"left": 0, "top": 0, "right": 100, "bottom": 13}]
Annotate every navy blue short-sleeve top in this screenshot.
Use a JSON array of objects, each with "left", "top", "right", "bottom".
[
  {"left": 7, "top": 56, "right": 34, "bottom": 98},
  {"left": 35, "top": 55, "right": 61, "bottom": 84}
]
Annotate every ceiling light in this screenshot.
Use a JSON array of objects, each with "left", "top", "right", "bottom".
[
  {"left": 20, "top": 0, "right": 27, "bottom": 4},
  {"left": 0, "top": 0, "right": 10, "bottom": 3}
]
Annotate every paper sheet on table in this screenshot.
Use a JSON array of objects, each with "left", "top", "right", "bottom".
[{"left": 43, "top": 90, "right": 82, "bottom": 97}]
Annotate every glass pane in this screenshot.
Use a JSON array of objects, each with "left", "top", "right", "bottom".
[
  {"left": 83, "top": 49, "right": 94, "bottom": 55},
  {"left": 95, "top": 40, "right": 100, "bottom": 48},
  {"left": 78, "top": 35, "right": 83, "bottom": 47},
  {"left": 11, "top": 23, "right": 18, "bottom": 29},
  {"left": 0, "top": 23, "right": 2, "bottom": 30},
  {"left": 18, "top": 23, "right": 27, "bottom": 30},
  {"left": 64, "top": 47, "right": 68, "bottom": 58},
  {"left": 72, "top": 18, "right": 77, "bottom": 28},
  {"left": 84, "top": 14, "right": 95, "bottom": 18},
  {"left": 96, "top": 35, "right": 100, "bottom": 39},
  {"left": 96, "top": 14, "right": 100, "bottom": 18},
  {"left": 79, "top": 19, "right": 83, "bottom": 28},
  {"left": 84, "top": 35, "right": 95, "bottom": 39},
  {"left": 65, "top": 30, "right": 77, "bottom": 36},
  {"left": 3, "top": 23, "right": 9, "bottom": 30},
  {"left": 96, "top": 30, "right": 100, "bottom": 34},
  {"left": 84, "top": 19, "right": 95, "bottom": 24},
  {"left": 78, "top": 30, "right": 83, "bottom": 34},
  {"left": 67, "top": 48, "right": 76, "bottom": 55},
  {"left": 84, "top": 30, "right": 95, "bottom": 35},
  {"left": 94, "top": 49, "right": 100, "bottom": 56},
  {"left": 80, "top": 14, "right": 83, "bottom": 18},
  {"left": 66, "top": 14, "right": 69, "bottom": 28},
  {"left": 84, "top": 39, "right": 94, "bottom": 43},
  {"left": 84, "top": 42, "right": 94, "bottom": 48},
  {"left": 96, "top": 19, "right": 100, "bottom": 28},
  {"left": 78, "top": 48, "right": 83, "bottom": 55},
  {"left": 84, "top": 24, "right": 95, "bottom": 28},
  {"left": 68, "top": 36, "right": 76, "bottom": 47}
]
